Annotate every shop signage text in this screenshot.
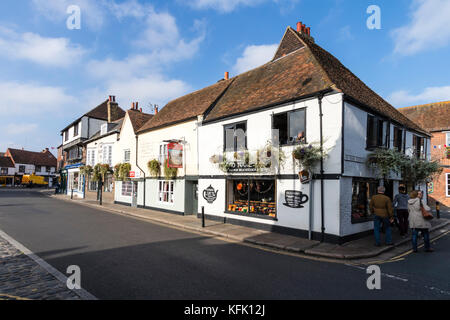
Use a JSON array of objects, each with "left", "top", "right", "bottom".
[{"left": 227, "top": 163, "right": 257, "bottom": 173}]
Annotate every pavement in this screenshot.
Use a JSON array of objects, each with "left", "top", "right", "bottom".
[
  {"left": 46, "top": 190, "right": 450, "bottom": 262},
  {"left": 0, "top": 234, "right": 81, "bottom": 300}
]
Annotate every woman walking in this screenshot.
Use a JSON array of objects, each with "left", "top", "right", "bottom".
[{"left": 408, "top": 191, "right": 433, "bottom": 253}]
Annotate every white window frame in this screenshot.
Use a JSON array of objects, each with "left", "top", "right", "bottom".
[
  {"left": 102, "top": 144, "right": 112, "bottom": 166},
  {"left": 121, "top": 181, "right": 133, "bottom": 197},
  {"left": 158, "top": 180, "right": 174, "bottom": 204},
  {"left": 123, "top": 149, "right": 131, "bottom": 163},
  {"left": 446, "top": 133, "right": 450, "bottom": 146},
  {"left": 87, "top": 149, "right": 96, "bottom": 166},
  {"left": 100, "top": 124, "right": 108, "bottom": 136},
  {"left": 159, "top": 144, "right": 168, "bottom": 165}
]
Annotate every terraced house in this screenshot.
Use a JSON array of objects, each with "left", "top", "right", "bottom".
[
  {"left": 195, "top": 23, "right": 431, "bottom": 243},
  {"left": 59, "top": 96, "right": 125, "bottom": 197},
  {"left": 399, "top": 101, "right": 450, "bottom": 208}
]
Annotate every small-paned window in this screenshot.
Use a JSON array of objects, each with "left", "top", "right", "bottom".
[{"left": 272, "top": 109, "right": 306, "bottom": 145}]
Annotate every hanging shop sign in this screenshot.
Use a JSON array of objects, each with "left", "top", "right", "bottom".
[
  {"left": 203, "top": 185, "right": 218, "bottom": 204},
  {"left": 283, "top": 190, "right": 309, "bottom": 208},
  {"left": 167, "top": 143, "right": 183, "bottom": 168},
  {"left": 299, "top": 170, "right": 311, "bottom": 184}
]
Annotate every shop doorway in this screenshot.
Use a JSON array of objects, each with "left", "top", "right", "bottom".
[
  {"left": 384, "top": 180, "right": 394, "bottom": 200},
  {"left": 184, "top": 181, "right": 198, "bottom": 215}
]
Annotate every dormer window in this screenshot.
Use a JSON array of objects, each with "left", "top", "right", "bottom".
[{"left": 101, "top": 124, "right": 108, "bottom": 136}]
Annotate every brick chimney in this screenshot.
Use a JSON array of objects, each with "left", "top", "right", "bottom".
[
  {"left": 107, "top": 95, "right": 119, "bottom": 123},
  {"left": 296, "top": 21, "right": 314, "bottom": 41}
]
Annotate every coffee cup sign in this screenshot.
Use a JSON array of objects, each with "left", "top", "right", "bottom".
[{"left": 283, "top": 190, "right": 309, "bottom": 208}]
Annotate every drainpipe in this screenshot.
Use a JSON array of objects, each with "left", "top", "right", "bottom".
[
  {"left": 135, "top": 135, "right": 146, "bottom": 207},
  {"left": 318, "top": 94, "right": 325, "bottom": 242}
]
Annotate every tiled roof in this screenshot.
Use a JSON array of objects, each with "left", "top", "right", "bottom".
[
  {"left": 0, "top": 157, "right": 14, "bottom": 168},
  {"left": 128, "top": 109, "right": 154, "bottom": 133},
  {"left": 398, "top": 101, "right": 450, "bottom": 132},
  {"left": 137, "top": 79, "right": 233, "bottom": 133},
  {"left": 7, "top": 148, "right": 57, "bottom": 167},
  {"left": 204, "top": 27, "right": 429, "bottom": 136}
]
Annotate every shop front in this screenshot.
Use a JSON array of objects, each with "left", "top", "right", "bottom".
[{"left": 65, "top": 164, "right": 84, "bottom": 198}]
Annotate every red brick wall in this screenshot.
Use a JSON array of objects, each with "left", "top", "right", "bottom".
[{"left": 429, "top": 131, "right": 450, "bottom": 208}]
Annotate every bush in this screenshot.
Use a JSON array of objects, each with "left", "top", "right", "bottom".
[
  {"left": 147, "top": 159, "right": 160, "bottom": 177},
  {"left": 163, "top": 160, "right": 178, "bottom": 180}
]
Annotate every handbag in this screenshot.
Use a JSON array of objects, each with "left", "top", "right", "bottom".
[{"left": 420, "top": 201, "right": 434, "bottom": 220}]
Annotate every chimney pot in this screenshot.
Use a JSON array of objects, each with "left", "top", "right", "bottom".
[
  {"left": 132, "top": 102, "right": 135, "bottom": 109},
  {"left": 225, "top": 72, "right": 229, "bottom": 80},
  {"left": 135, "top": 102, "right": 139, "bottom": 109},
  {"left": 140, "top": 108, "right": 142, "bottom": 112},
  {"left": 297, "top": 22, "right": 302, "bottom": 32},
  {"left": 155, "top": 106, "right": 159, "bottom": 114},
  {"left": 306, "top": 27, "right": 310, "bottom": 36}
]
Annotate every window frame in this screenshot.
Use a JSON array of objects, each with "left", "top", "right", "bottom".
[
  {"left": 446, "top": 173, "right": 450, "bottom": 197},
  {"left": 1, "top": 168, "right": 8, "bottom": 175},
  {"left": 102, "top": 144, "right": 113, "bottom": 166},
  {"left": 446, "top": 133, "right": 450, "bottom": 146},
  {"left": 272, "top": 108, "right": 307, "bottom": 146},
  {"left": 393, "top": 126, "right": 404, "bottom": 153},
  {"left": 19, "top": 165, "right": 26, "bottom": 173},
  {"left": 225, "top": 177, "right": 277, "bottom": 221},
  {"left": 73, "top": 122, "right": 79, "bottom": 137},
  {"left": 412, "top": 135, "right": 425, "bottom": 159},
  {"left": 158, "top": 180, "right": 175, "bottom": 204},
  {"left": 123, "top": 149, "right": 131, "bottom": 163},
  {"left": 223, "top": 121, "right": 248, "bottom": 152},
  {"left": 366, "top": 115, "right": 390, "bottom": 150},
  {"left": 121, "top": 181, "right": 133, "bottom": 197}
]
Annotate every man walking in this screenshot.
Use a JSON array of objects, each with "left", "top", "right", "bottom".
[
  {"left": 393, "top": 186, "right": 409, "bottom": 237},
  {"left": 370, "top": 186, "right": 394, "bottom": 246}
]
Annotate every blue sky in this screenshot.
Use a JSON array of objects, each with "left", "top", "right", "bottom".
[{"left": 0, "top": 0, "right": 449, "bottom": 154}]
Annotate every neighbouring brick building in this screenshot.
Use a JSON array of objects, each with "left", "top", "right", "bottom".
[{"left": 399, "top": 101, "right": 450, "bottom": 208}]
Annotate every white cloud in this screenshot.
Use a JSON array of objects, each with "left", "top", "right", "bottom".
[
  {"left": 0, "top": 27, "right": 85, "bottom": 67},
  {"left": 188, "top": 0, "right": 265, "bottom": 12},
  {"left": 86, "top": 5, "right": 204, "bottom": 107},
  {"left": 0, "top": 81, "right": 74, "bottom": 115},
  {"left": 391, "top": 0, "right": 450, "bottom": 55},
  {"left": 187, "top": 0, "right": 299, "bottom": 13},
  {"left": 107, "top": 76, "right": 191, "bottom": 108},
  {"left": 32, "top": 0, "right": 105, "bottom": 30},
  {"left": 232, "top": 44, "right": 277, "bottom": 74},
  {"left": 4, "top": 123, "right": 39, "bottom": 136},
  {"left": 388, "top": 85, "right": 450, "bottom": 107}
]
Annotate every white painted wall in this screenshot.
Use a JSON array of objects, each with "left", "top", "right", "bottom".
[{"left": 138, "top": 120, "right": 199, "bottom": 177}]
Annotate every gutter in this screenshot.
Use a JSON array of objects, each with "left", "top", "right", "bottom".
[{"left": 318, "top": 94, "right": 326, "bottom": 243}]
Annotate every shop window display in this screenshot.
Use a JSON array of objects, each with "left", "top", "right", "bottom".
[
  {"left": 226, "top": 179, "right": 276, "bottom": 218},
  {"left": 351, "top": 179, "right": 378, "bottom": 223}
]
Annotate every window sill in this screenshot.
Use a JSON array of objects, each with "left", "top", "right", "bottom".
[
  {"left": 351, "top": 216, "right": 374, "bottom": 224},
  {"left": 225, "top": 210, "right": 278, "bottom": 221}
]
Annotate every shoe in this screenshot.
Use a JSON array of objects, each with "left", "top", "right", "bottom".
[{"left": 425, "top": 248, "right": 434, "bottom": 253}]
